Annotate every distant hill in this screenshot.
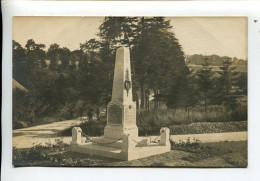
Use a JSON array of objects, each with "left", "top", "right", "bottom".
[{"left": 186, "top": 54, "right": 247, "bottom": 66}]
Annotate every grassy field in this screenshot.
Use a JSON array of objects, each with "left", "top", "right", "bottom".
[
  {"left": 13, "top": 140, "right": 247, "bottom": 168},
  {"left": 58, "top": 104, "right": 247, "bottom": 137},
  {"left": 137, "top": 105, "right": 247, "bottom": 136}
]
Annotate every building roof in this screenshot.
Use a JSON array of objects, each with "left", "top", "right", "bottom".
[{"left": 13, "top": 79, "right": 28, "bottom": 92}]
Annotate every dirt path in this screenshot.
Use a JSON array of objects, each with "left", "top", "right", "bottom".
[
  {"left": 13, "top": 117, "right": 248, "bottom": 149},
  {"left": 13, "top": 119, "right": 82, "bottom": 148},
  {"left": 13, "top": 119, "right": 248, "bottom": 148}
]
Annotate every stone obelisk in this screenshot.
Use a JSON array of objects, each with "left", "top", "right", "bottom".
[
  {"left": 70, "top": 46, "right": 170, "bottom": 160},
  {"left": 104, "top": 47, "right": 138, "bottom": 139}
]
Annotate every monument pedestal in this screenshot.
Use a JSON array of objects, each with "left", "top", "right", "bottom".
[
  {"left": 104, "top": 124, "right": 138, "bottom": 139},
  {"left": 104, "top": 101, "right": 138, "bottom": 139},
  {"left": 69, "top": 47, "right": 171, "bottom": 161},
  {"left": 69, "top": 128, "right": 171, "bottom": 161}
]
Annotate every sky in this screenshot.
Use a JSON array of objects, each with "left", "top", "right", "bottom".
[{"left": 13, "top": 17, "right": 247, "bottom": 59}]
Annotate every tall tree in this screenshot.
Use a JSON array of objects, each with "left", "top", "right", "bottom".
[
  {"left": 98, "top": 17, "right": 187, "bottom": 109},
  {"left": 13, "top": 40, "right": 26, "bottom": 84},
  {"left": 196, "top": 56, "right": 215, "bottom": 111},
  {"left": 59, "top": 47, "right": 71, "bottom": 69},
  {"left": 216, "top": 57, "right": 238, "bottom": 114},
  {"left": 25, "top": 39, "right": 46, "bottom": 69},
  {"left": 22, "top": 39, "right": 47, "bottom": 89},
  {"left": 47, "top": 43, "right": 61, "bottom": 71},
  {"left": 236, "top": 73, "right": 247, "bottom": 95},
  {"left": 132, "top": 17, "right": 186, "bottom": 109}
]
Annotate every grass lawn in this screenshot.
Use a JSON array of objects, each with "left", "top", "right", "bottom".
[{"left": 13, "top": 141, "right": 247, "bottom": 168}]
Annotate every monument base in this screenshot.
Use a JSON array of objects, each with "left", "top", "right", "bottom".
[
  {"left": 104, "top": 124, "right": 138, "bottom": 139},
  {"left": 69, "top": 142, "right": 171, "bottom": 161},
  {"left": 69, "top": 127, "right": 171, "bottom": 161}
]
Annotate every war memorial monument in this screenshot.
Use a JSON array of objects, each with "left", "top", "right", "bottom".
[{"left": 70, "top": 47, "right": 171, "bottom": 161}]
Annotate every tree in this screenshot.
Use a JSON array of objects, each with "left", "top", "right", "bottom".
[
  {"left": 19, "top": 39, "right": 47, "bottom": 89},
  {"left": 13, "top": 40, "right": 26, "bottom": 84},
  {"left": 98, "top": 18, "right": 138, "bottom": 107},
  {"left": 80, "top": 38, "right": 101, "bottom": 65},
  {"left": 25, "top": 39, "right": 46, "bottom": 69},
  {"left": 196, "top": 56, "right": 215, "bottom": 111},
  {"left": 70, "top": 50, "right": 83, "bottom": 70},
  {"left": 98, "top": 17, "right": 188, "bottom": 110},
  {"left": 236, "top": 73, "right": 247, "bottom": 95},
  {"left": 132, "top": 17, "right": 187, "bottom": 109},
  {"left": 99, "top": 17, "right": 138, "bottom": 48},
  {"left": 216, "top": 57, "right": 238, "bottom": 114},
  {"left": 59, "top": 47, "right": 71, "bottom": 69},
  {"left": 77, "top": 39, "right": 109, "bottom": 110},
  {"left": 47, "top": 43, "right": 61, "bottom": 71},
  {"left": 164, "top": 65, "right": 198, "bottom": 109}
]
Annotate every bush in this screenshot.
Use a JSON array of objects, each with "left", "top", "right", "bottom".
[
  {"left": 59, "top": 119, "right": 106, "bottom": 137},
  {"left": 229, "top": 105, "right": 247, "bottom": 122},
  {"left": 13, "top": 89, "right": 39, "bottom": 129},
  {"left": 169, "top": 121, "right": 247, "bottom": 135},
  {"left": 170, "top": 137, "right": 202, "bottom": 152},
  {"left": 13, "top": 139, "right": 106, "bottom": 167},
  {"left": 81, "top": 120, "right": 106, "bottom": 136},
  {"left": 13, "top": 139, "right": 71, "bottom": 166}
]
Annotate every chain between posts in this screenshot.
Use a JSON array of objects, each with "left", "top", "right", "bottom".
[
  {"left": 80, "top": 129, "right": 168, "bottom": 145},
  {"left": 132, "top": 130, "right": 166, "bottom": 143},
  {"left": 80, "top": 130, "right": 123, "bottom": 145},
  {"left": 91, "top": 137, "right": 123, "bottom": 145},
  {"left": 150, "top": 130, "right": 165, "bottom": 143},
  {"left": 132, "top": 139, "right": 138, "bottom": 143}
]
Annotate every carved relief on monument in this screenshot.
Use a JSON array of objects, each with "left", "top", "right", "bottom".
[{"left": 107, "top": 103, "right": 123, "bottom": 125}]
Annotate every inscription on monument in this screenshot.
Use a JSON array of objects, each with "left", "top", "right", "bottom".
[
  {"left": 125, "top": 106, "right": 136, "bottom": 126},
  {"left": 108, "top": 104, "right": 123, "bottom": 124}
]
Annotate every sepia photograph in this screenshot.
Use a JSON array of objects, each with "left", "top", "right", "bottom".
[{"left": 12, "top": 16, "right": 248, "bottom": 167}]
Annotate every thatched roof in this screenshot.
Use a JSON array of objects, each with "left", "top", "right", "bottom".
[{"left": 13, "top": 79, "right": 28, "bottom": 92}]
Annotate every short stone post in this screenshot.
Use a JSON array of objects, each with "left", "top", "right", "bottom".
[
  {"left": 71, "top": 127, "right": 82, "bottom": 145},
  {"left": 122, "top": 134, "right": 136, "bottom": 151},
  {"left": 122, "top": 134, "right": 137, "bottom": 160},
  {"left": 159, "top": 127, "right": 170, "bottom": 146}
]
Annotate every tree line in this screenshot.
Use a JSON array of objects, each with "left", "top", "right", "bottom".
[
  {"left": 12, "top": 17, "right": 247, "bottom": 128},
  {"left": 187, "top": 54, "right": 247, "bottom": 66}
]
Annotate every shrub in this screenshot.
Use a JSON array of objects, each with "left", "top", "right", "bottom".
[
  {"left": 59, "top": 119, "right": 106, "bottom": 137},
  {"left": 13, "top": 139, "right": 70, "bottom": 166},
  {"left": 13, "top": 139, "right": 107, "bottom": 167},
  {"left": 229, "top": 105, "right": 247, "bottom": 122},
  {"left": 169, "top": 121, "right": 247, "bottom": 135},
  {"left": 81, "top": 120, "right": 106, "bottom": 136},
  {"left": 170, "top": 137, "right": 202, "bottom": 152},
  {"left": 13, "top": 89, "right": 39, "bottom": 129}
]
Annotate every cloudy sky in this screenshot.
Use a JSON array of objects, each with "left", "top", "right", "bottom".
[{"left": 13, "top": 16, "right": 247, "bottom": 59}]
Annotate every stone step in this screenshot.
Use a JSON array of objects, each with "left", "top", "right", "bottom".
[
  {"left": 69, "top": 143, "right": 122, "bottom": 160},
  {"left": 91, "top": 137, "right": 123, "bottom": 149},
  {"left": 69, "top": 141, "right": 171, "bottom": 161}
]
